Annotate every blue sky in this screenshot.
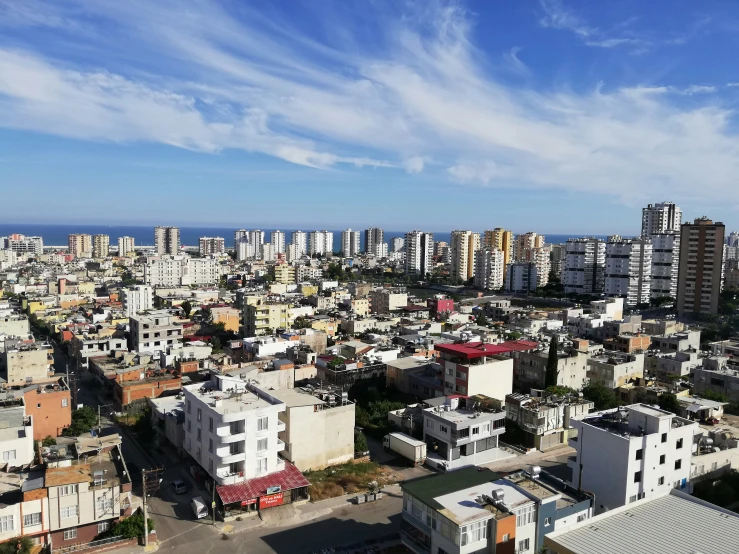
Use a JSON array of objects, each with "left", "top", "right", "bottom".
[{"left": 0, "top": 0, "right": 737, "bottom": 234}]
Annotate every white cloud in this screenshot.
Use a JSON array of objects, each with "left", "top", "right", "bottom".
[
  {"left": 404, "top": 156, "right": 427, "bottom": 174},
  {"left": 680, "top": 85, "right": 717, "bottom": 95}
]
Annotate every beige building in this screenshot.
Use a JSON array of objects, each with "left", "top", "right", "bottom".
[
  {"left": 483, "top": 228, "right": 513, "bottom": 269},
  {"left": 210, "top": 307, "right": 240, "bottom": 332},
  {"left": 587, "top": 352, "right": 645, "bottom": 389},
  {"left": 273, "top": 264, "right": 296, "bottom": 285},
  {"left": 272, "top": 388, "right": 355, "bottom": 471},
  {"left": 68, "top": 234, "right": 92, "bottom": 258},
  {"left": 92, "top": 234, "right": 109, "bottom": 258},
  {"left": 244, "top": 302, "right": 290, "bottom": 336},
  {"left": 369, "top": 288, "right": 407, "bottom": 314},
  {"left": 450, "top": 230, "right": 480, "bottom": 283},
  {"left": 351, "top": 298, "right": 370, "bottom": 316},
  {"left": 514, "top": 232, "right": 545, "bottom": 262},
  {"left": 677, "top": 217, "right": 725, "bottom": 316},
  {"left": 1, "top": 343, "right": 54, "bottom": 386}
]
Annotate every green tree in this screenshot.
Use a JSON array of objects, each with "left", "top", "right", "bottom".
[
  {"left": 42, "top": 436, "right": 57, "bottom": 447},
  {"left": 697, "top": 390, "right": 730, "bottom": 403},
  {"left": 0, "top": 536, "right": 33, "bottom": 554},
  {"left": 545, "top": 335, "right": 559, "bottom": 388},
  {"left": 98, "top": 511, "right": 155, "bottom": 540},
  {"left": 63, "top": 406, "right": 98, "bottom": 437},
  {"left": 354, "top": 431, "right": 368, "bottom": 454},
  {"left": 210, "top": 336, "right": 223, "bottom": 353},
  {"left": 474, "top": 311, "right": 489, "bottom": 326},
  {"left": 658, "top": 393, "right": 681, "bottom": 414},
  {"left": 181, "top": 300, "right": 192, "bottom": 318},
  {"left": 582, "top": 381, "right": 621, "bottom": 411},
  {"left": 506, "top": 331, "right": 522, "bottom": 341}
]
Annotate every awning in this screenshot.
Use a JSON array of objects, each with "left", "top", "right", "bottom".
[{"left": 216, "top": 462, "right": 310, "bottom": 505}]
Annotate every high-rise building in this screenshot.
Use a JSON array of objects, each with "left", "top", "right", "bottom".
[
  {"left": 375, "top": 243, "right": 389, "bottom": 258},
  {"left": 270, "top": 230, "right": 286, "bottom": 254},
  {"left": 727, "top": 231, "right": 739, "bottom": 248},
  {"left": 92, "top": 234, "right": 110, "bottom": 258},
  {"left": 514, "top": 232, "right": 545, "bottom": 262},
  {"left": 118, "top": 236, "right": 135, "bottom": 257},
  {"left": 474, "top": 248, "right": 505, "bottom": 290},
  {"left": 563, "top": 238, "right": 606, "bottom": 294},
  {"left": 6, "top": 234, "right": 43, "bottom": 257},
  {"left": 434, "top": 241, "right": 451, "bottom": 264},
  {"left": 121, "top": 285, "right": 154, "bottom": 317},
  {"left": 199, "top": 236, "right": 225, "bottom": 256},
  {"left": 641, "top": 202, "right": 682, "bottom": 238},
  {"left": 68, "top": 233, "right": 92, "bottom": 258},
  {"left": 550, "top": 243, "right": 567, "bottom": 279},
  {"left": 286, "top": 243, "right": 302, "bottom": 263},
  {"left": 505, "top": 262, "right": 539, "bottom": 292},
  {"left": 291, "top": 231, "right": 308, "bottom": 255},
  {"left": 605, "top": 238, "right": 653, "bottom": 307},
  {"left": 234, "top": 229, "right": 248, "bottom": 246},
  {"left": 234, "top": 230, "right": 264, "bottom": 260},
  {"left": 483, "top": 229, "right": 513, "bottom": 269},
  {"left": 651, "top": 232, "right": 680, "bottom": 300},
  {"left": 450, "top": 230, "right": 480, "bottom": 283},
  {"left": 677, "top": 218, "right": 725, "bottom": 316},
  {"left": 364, "top": 228, "right": 384, "bottom": 255},
  {"left": 392, "top": 237, "right": 405, "bottom": 252},
  {"left": 154, "top": 226, "right": 180, "bottom": 255},
  {"left": 308, "top": 231, "right": 333, "bottom": 256},
  {"left": 405, "top": 231, "right": 434, "bottom": 276},
  {"left": 341, "top": 229, "right": 361, "bottom": 258},
  {"left": 531, "top": 246, "right": 552, "bottom": 287}
]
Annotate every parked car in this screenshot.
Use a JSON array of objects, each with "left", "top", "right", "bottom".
[
  {"left": 171, "top": 480, "right": 188, "bottom": 494},
  {"left": 191, "top": 496, "right": 209, "bottom": 519}
]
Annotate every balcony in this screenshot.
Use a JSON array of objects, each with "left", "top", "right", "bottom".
[
  {"left": 220, "top": 451, "right": 245, "bottom": 464},
  {"left": 277, "top": 420, "right": 286, "bottom": 432},
  {"left": 218, "top": 432, "right": 246, "bottom": 444},
  {"left": 276, "top": 439, "right": 286, "bottom": 452}
]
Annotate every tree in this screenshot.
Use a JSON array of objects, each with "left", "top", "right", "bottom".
[
  {"left": 545, "top": 335, "right": 559, "bottom": 388},
  {"left": 697, "top": 389, "right": 730, "bottom": 403},
  {"left": 0, "top": 536, "right": 33, "bottom": 554},
  {"left": 354, "top": 431, "right": 368, "bottom": 454},
  {"left": 63, "top": 406, "right": 98, "bottom": 437},
  {"left": 582, "top": 381, "right": 621, "bottom": 411},
  {"left": 210, "top": 336, "right": 223, "bottom": 353},
  {"left": 98, "top": 511, "right": 155, "bottom": 540},
  {"left": 658, "top": 393, "right": 681, "bottom": 414},
  {"left": 506, "top": 331, "right": 522, "bottom": 341},
  {"left": 475, "top": 311, "right": 488, "bottom": 326},
  {"left": 42, "top": 436, "right": 56, "bottom": 447},
  {"left": 181, "top": 300, "right": 192, "bottom": 319}
]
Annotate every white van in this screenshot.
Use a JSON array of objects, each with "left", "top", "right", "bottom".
[{"left": 191, "top": 496, "right": 208, "bottom": 519}]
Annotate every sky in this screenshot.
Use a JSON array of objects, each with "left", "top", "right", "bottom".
[{"left": 0, "top": 0, "right": 737, "bottom": 234}]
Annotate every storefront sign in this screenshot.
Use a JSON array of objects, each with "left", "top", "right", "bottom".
[
  {"left": 259, "top": 492, "right": 284, "bottom": 509},
  {"left": 241, "top": 499, "right": 256, "bottom": 507}
]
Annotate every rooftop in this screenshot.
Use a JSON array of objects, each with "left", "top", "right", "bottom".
[
  {"left": 216, "top": 462, "right": 310, "bottom": 505},
  {"left": 402, "top": 467, "right": 501, "bottom": 511},
  {"left": 436, "top": 340, "right": 538, "bottom": 360},
  {"left": 184, "top": 381, "right": 278, "bottom": 415},
  {"left": 0, "top": 406, "right": 30, "bottom": 442}
]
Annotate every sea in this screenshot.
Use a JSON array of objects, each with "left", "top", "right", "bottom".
[{"left": 0, "top": 223, "right": 610, "bottom": 248}]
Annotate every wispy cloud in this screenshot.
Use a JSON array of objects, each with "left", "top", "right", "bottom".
[{"left": 0, "top": 0, "right": 738, "bottom": 208}]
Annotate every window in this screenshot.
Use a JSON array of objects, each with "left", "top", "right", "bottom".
[
  {"left": 634, "top": 471, "right": 642, "bottom": 483},
  {"left": 187, "top": 420, "right": 191, "bottom": 432},
  {"left": 258, "top": 417, "right": 269, "bottom": 431},
  {"left": 439, "top": 425, "right": 448, "bottom": 433},
  {"left": 675, "top": 459, "right": 682, "bottom": 470},
  {"left": 472, "top": 427, "right": 479, "bottom": 435},
  {"left": 0, "top": 515, "right": 14, "bottom": 533},
  {"left": 676, "top": 438, "right": 683, "bottom": 449},
  {"left": 661, "top": 433, "right": 667, "bottom": 443},
  {"left": 61, "top": 506, "right": 78, "bottom": 519},
  {"left": 98, "top": 522, "right": 109, "bottom": 533},
  {"left": 62, "top": 398, "right": 68, "bottom": 408},
  {"left": 209, "top": 459, "right": 214, "bottom": 473},
  {"left": 197, "top": 408, "right": 202, "bottom": 422},
  {"left": 460, "top": 520, "right": 487, "bottom": 546},
  {"left": 63, "top": 529, "right": 77, "bottom": 540},
  {"left": 659, "top": 454, "right": 666, "bottom": 465},
  {"left": 427, "top": 420, "right": 435, "bottom": 430},
  {"left": 635, "top": 449, "right": 643, "bottom": 460},
  {"left": 516, "top": 504, "right": 535, "bottom": 526},
  {"left": 209, "top": 417, "right": 214, "bottom": 432},
  {"left": 501, "top": 534, "right": 509, "bottom": 543},
  {"left": 257, "top": 438, "right": 268, "bottom": 451},
  {"left": 96, "top": 497, "right": 113, "bottom": 513},
  {"left": 493, "top": 418, "right": 505, "bottom": 430},
  {"left": 518, "top": 538, "right": 530, "bottom": 552},
  {"left": 59, "top": 484, "right": 78, "bottom": 496},
  {"left": 577, "top": 514, "right": 587, "bottom": 523},
  {"left": 208, "top": 438, "right": 213, "bottom": 453},
  {"left": 629, "top": 495, "right": 637, "bottom": 503},
  {"left": 24, "top": 513, "right": 41, "bottom": 526},
  {"left": 544, "top": 517, "right": 552, "bottom": 526},
  {"left": 197, "top": 428, "right": 201, "bottom": 442},
  {"left": 2, "top": 450, "right": 16, "bottom": 462},
  {"left": 257, "top": 458, "right": 268, "bottom": 473},
  {"left": 658, "top": 476, "right": 665, "bottom": 485}
]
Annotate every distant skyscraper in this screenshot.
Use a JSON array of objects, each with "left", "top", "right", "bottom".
[
  {"left": 270, "top": 230, "right": 286, "bottom": 254},
  {"left": 677, "top": 218, "right": 725, "bottom": 316},
  {"left": 405, "top": 231, "right": 434, "bottom": 276},
  {"left": 483, "top": 229, "right": 513, "bottom": 269},
  {"left": 364, "top": 228, "right": 384, "bottom": 255},
  {"left": 514, "top": 232, "right": 545, "bottom": 262},
  {"left": 309, "top": 231, "right": 333, "bottom": 256},
  {"left": 199, "top": 236, "right": 225, "bottom": 256},
  {"left": 6, "top": 234, "right": 43, "bottom": 257},
  {"left": 291, "top": 231, "right": 308, "bottom": 255},
  {"left": 641, "top": 202, "right": 682, "bottom": 238},
  {"left": 392, "top": 237, "right": 405, "bottom": 252},
  {"left": 68, "top": 233, "right": 92, "bottom": 258},
  {"left": 118, "top": 236, "right": 135, "bottom": 257},
  {"left": 341, "top": 229, "right": 360, "bottom": 258},
  {"left": 563, "top": 238, "right": 606, "bottom": 294},
  {"left": 450, "top": 230, "right": 480, "bottom": 283},
  {"left": 550, "top": 243, "right": 567, "bottom": 279},
  {"left": 234, "top": 229, "right": 249, "bottom": 246},
  {"left": 92, "top": 234, "right": 110, "bottom": 258},
  {"left": 727, "top": 231, "right": 739, "bottom": 247},
  {"left": 474, "top": 248, "right": 505, "bottom": 290},
  {"left": 651, "top": 232, "right": 680, "bottom": 300},
  {"left": 154, "top": 226, "right": 180, "bottom": 255},
  {"left": 605, "top": 238, "right": 652, "bottom": 307}
]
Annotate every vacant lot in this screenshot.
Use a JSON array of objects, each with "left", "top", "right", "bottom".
[{"left": 305, "top": 461, "right": 396, "bottom": 501}]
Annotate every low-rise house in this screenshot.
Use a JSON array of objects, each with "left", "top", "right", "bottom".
[
  {"left": 514, "top": 344, "right": 589, "bottom": 392},
  {"left": 0, "top": 403, "right": 34, "bottom": 468},
  {"left": 69, "top": 330, "right": 127, "bottom": 370},
  {"left": 651, "top": 350, "right": 700, "bottom": 380},
  {"left": 386, "top": 357, "right": 441, "bottom": 397},
  {"left": 0, "top": 342, "right": 54, "bottom": 386},
  {"left": 603, "top": 333, "right": 651, "bottom": 354},
  {"left": 693, "top": 363, "right": 739, "bottom": 402},
  {"left": 586, "top": 352, "right": 644, "bottom": 389},
  {"left": 149, "top": 396, "right": 186, "bottom": 456},
  {"left": 650, "top": 330, "right": 701, "bottom": 352}
]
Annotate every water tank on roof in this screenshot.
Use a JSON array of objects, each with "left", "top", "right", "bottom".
[{"left": 492, "top": 488, "right": 505, "bottom": 502}]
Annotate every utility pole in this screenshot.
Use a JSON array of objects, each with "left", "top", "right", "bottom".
[{"left": 142, "top": 470, "right": 148, "bottom": 547}]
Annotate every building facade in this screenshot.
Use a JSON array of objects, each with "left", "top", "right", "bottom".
[
  {"left": 405, "top": 231, "right": 434, "bottom": 276},
  {"left": 92, "top": 234, "right": 109, "bottom": 258},
  {"left": 474, "top": 248, "right": 505, "bottom": 290},
  {"left": 117, "top": 236, "right": 135, "bottom": 257},
  {"left": 505, "top": 262, "right": 538, "bottom": 293},
  {"left": 340, "top": 229, "right": 360, "bottom": 258},
  {"left": 641, "top": 202, "right": 682, "bottom": 238},
  {"left": 121, "top": 285, "right": 154, "bottom": 317},
  {"left": 483, "top": 228, "right": 513, "bottom": 270},
  {"left": 563, "top": 238, "right": 606, "bottom": 295},
  {"left": 308, "top": 231, "right": 333, "bottom": 256},
  {"left": 450, "top": 230, "right": 480, "bottom": 283},
  {"left": 650, "top": 232, "right": 680, "bottom": 300},
  {"left": 605, "top": 238, "right": 652, "bottom": 307},
  {"left": 199, "top": 236, "right": 225, "bottom": 256},
  {"left": 365, "top": 228, "right": 384, "bottom": 255},
  {"left": 154, "top": 226, "right": 180, "bottom": 255},
  {"left": 676, "top": 218, "right": 725, "bottom": 316},
  {"left": 68, "top": 234, "right": 92, "bottom": 258}
]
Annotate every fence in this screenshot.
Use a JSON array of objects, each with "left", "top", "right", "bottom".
[{"left": 52, "top": 536, "right": 131, "bottom": 554}]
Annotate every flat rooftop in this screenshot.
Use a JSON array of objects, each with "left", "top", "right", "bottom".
[
  {"left": 185, "top": 383, "right": 276, "bottom": 415},
  {"left": 436, "top": 478, "right": 534, "bottom": 525},
  {"left": 402, "top": 467, "right": 500, "bottom": 510}
]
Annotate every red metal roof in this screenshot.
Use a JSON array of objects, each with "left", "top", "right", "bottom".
[
  {"left": 216, "top": 462, "right": 310, "bottom": 505},
  {"left": 436, "top": 340, "right": 538, "bottom": 360}
]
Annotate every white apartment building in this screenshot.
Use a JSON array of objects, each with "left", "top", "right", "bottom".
[
  {"left": 117, "top": 236, "right": 135, "bottom": 257},
  {"left": 641, "top": 202, "right": 682, "bottom": 238},
  {"left": 0, "top": 406, "right": 34, "bottom": 467},
  {"left": 121, "top": 285, "right": 154, "bottom": 317},
  {"left": 154, "top": 226, "right": 180, "bottom": 255},
  {"left": 405, "top": 231, "right": 434, "bottom": 276},
  {"left": 182, "top": 374, "right": 287, "bottom": 485},
  {"left": 291, "top": 231, "right": 308, "bottom": 255},
  {"left": 92, "top": 234, "right": 109, "bottom": 258},
  {"left": 563, "top": 238, "right": 606, "bottom": 295},
  {"left": 340, "top": 229, "right": 360, "bottom": 258},
  {"left": 261, "top": 243, "right": 275, "bottom": 263},
  {"left": 129, "top": 310, "right": 183, "bottom": 353},
  {"left": 365, "top": 228, "right": 384, "bottom": 255},
  {"left": 309, "top": 230, "right": 333, "bottom": 256},
  {"left": 505, "top": 262, "right": 538, "bottom": 292},
  {"left": 199, "top": 236, "right": 225, "bottom": 256},
  {"left": 270, "top": 230, "right": 286, "bottom": 254},
  {"left": 68, "top": 234, "right": 92, "bottom": 258},
  {"left": 650, "top": 232, "right": 680, "bottom": 300},
  {"left": 450, "top": 230, "right": 480, "bottom": 283},
  {"left": 474, "top": 248, "right": 505, "bottom": 290},
  {"left": 144, "top": 256, "right": 220, "bottom": 286},
  {"left": 550, "top": 243, "right": 567, "bottom": 278},
  {"left": 374, "top": 242, "right": 389, "bottom": 258},
  {"left": 392, "top": 237, "right": 405, "bottom": 252},
  {"left": 567, "top": 404, "right": 697, "bottom": 514},
  {"left": 7, "top": 235, "right": 43, "bottom": 257},
  {"left": 286, "top": 244, "right": 303, "bottom": 263},
  {"left": 605, "top": 239, "right": 652, "bottom": 307},
  {"left": 531, "top": 246, "right": 551, "bottom": 287}
]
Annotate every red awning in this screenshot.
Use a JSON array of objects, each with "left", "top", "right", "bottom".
[{"left": 216, "top": 462, "right": 310, "bottom": 505}]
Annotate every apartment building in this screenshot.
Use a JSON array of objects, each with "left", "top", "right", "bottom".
[
  {"left": 117, "top": 236, "right": 135, "bottom": 257},
  {"left": 244, "top": 302, "right": 290, "bottom": 336},
  {"left": 435, "top": 342, "right": 515, "bottom": 400},
  {"left": 273, "top": 264, "right": 296, "bottom": 285},
  {"left": 567, "top": 404, "right": 697, "bottom": 514},
  {"left": 290, "top": 230, "right": 307, "bottom": 255},
  {"left": 18, "top": 380, "right": 72, "bottom": 440},
  {"left": 405, "top": 231, "right": 434, "bottom": 276},
  {"left": 604, "top": 238, "right": 652, "bottom": 307},
  {"left": 70, "top": 331, "right": 127, "bottom": 370},
  {"left": 473, "top": 248, "right": 505, "bottom": 290},
  {"left": 269, "top": 230, "right": 285, "bottom": 254},
  {"left": 505, "top": 262, "right": 538, "bottom": 292},
  {"left": 365, "top": 228, "right": 384, "bottom": 255},
  {"left": 121, "top": 285, "right": 153, "bottom": 317},
  {"left": 563, "top": 238, "right": 605, "bottom": 295},
  {"left": 144, "top": 256, "right": 220, "bottom": 286},
  {"left": 6, "top": 234, "right": 43, "bottom": 257},
  {"left": 550, "top": 243, "right": 567, "bottom": 279},
  {"left": 271, "top": 387, "right": 355, "bottom": 471},
  {"left": 676, "top": 217, "right": 725, "bottom": 316},
  {"left": 401, "top": 466, "right": 593, "bottom": 554},
  {"left": 129, "top": 310, "right": 183, "bottom": 353},
  {"left": 641, "top": 201, "right": 682, "bottom": 238},
  {"left": 0, "top": 404, "right": 34, "bottom": 467},
  {"left": 340, "top": 229, "right": 360, "bottom": 258},
  {"left": 308, "top": 230, "right": 333, "bottom": 256},
  {"left": 650, "top": 232, "right": 680, "bottom": 299},
  {"left": 0, "top": 314, "right": 30, "bottom": 336},
  {"left": 650, "top": 329, "right": 701, "bottom": 352},
  {"left": 392, "top": 237, "right": 405, "bottom": 252},
  {"left": 154, "top": 226, "right": 180, "bottom": 255},
  {"left": 92, "top": 234, "right": 109, "bottom": 258},
  {"left": 483, "top": 228, "right": 513, "bottom": 269},
  {"left": 586, "top": 352, "right": 644, "bottom": 389},
  {"left": 370, "top": 288, "right": 408, "bottom": 314},
  {"left": 68, "top": 234, "right": 92, "bottom": 258},
  {"left": 694, "top": 364, "right": 739, "bottom": 402},
  {"left": 199, "top": 236, "right": 225, "bottom": 256},
  {"left": 514, "top": 347, "right": 589, "bottom": 392},
  {"left": 514, "top": 232, "right": 545, "bottom": 262},
  {"left": 450, "top": 230, "right": 480, "bottom": 283},
  {"left": 0, "top": 343, "right": 54, "bottom": 386}
]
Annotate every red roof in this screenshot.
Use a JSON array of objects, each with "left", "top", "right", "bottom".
[
  {"left": 216, "top": 462, "right": 310, "bottom": 504},
  {"left": 436, "top": 340, "right": 538, "bottom": 360}
]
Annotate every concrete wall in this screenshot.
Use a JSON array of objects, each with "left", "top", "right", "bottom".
[
  {"left": 467, "top": 358, "right": 513, "bottom": 401},
  {"left": 23, "top": 387, "right": 72, "bottom": 440}
]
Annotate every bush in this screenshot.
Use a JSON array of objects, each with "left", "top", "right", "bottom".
[
  {"left": 63, "top": 406, "right": 98, "bottom": 437},
  {"left": 0, "top": 536, "right": 33, "bottom": 554},
  {"left": 97, "top": 511, "right": 154, "bottom": 540},
  {"left": 354, "top": 431, "right": 368, "bottom": 454},
  {"left": 42, "top": 436, "right": 57, "bottom": 447}
]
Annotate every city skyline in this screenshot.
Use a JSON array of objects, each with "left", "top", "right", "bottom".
[{"left": 2, "top": 1, "right": 739, "bottom": 230}]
